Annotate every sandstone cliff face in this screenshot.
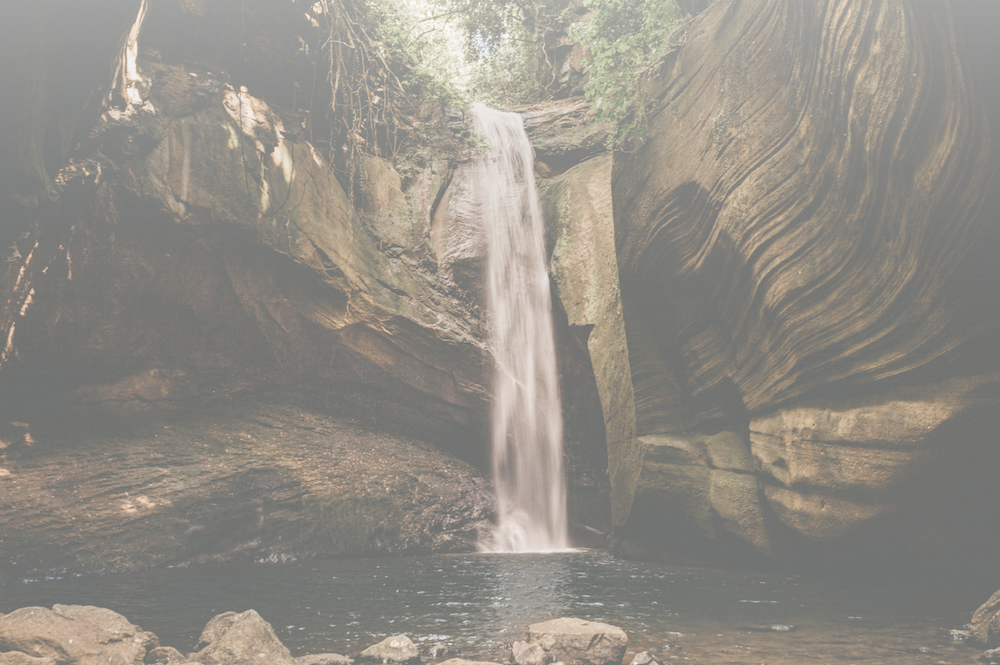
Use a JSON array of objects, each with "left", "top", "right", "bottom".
[
  {"left": 0, "top": 51, "right": 488, "bottom": 451},
  {"left": 3, "top": 0, "right": 1000, "bottom": 579},
  {"left": 0, "top": 0, "right": 501, "bottom": 573},
  {"left": 592, "top": 0, "right": 1000, "bottom": 572},
  {"left": 0, "top": 1, "right": 615, "bottom": 573},
  {"left": 0, "top": 393, "right": 492, "bottom": 579}
]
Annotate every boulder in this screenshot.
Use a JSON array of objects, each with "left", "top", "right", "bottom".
[
  {"left": 190, "top": 610, "right": 297, "bottom": 665},
  {"left": 526, "top": 618, "right": 626, "bottom": 665},
  {"left": 422, "top": 646, "right": 454, "bottom": 660},
  {"left": 981, "top": 647, "right": 1000, "bottom": 664},
  {"left": 357, "top": 636, "right": 419, "bottom": 664},
  {"left": 972, "top": 589, "right": 1000, "bottom": 647},
  {"left": 0, "top": 605, "right": 158, "bottom": 665},
  {"left": 438, "top": 660, "right": 501, "bottom": 665},
  {"left": 510, "top": 641, "right": 548, "bottom": 665},
  {"left": 627, "top": 654, "right": 660, "bottom": 665},
  {"left": 0, "top": 652, "right": 57, "bottom": 665},
  {"left": 145, "top": 647, "right": 189, "bottom": 665},
  {"left": 297, "top": 655, "right": 353, "bottom": 665},
  {"left": 0, "top": 50, "right": 490, "bottom": 478}
]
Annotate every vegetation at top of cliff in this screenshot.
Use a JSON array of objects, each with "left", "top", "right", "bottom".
[
  {"left": 425, "top": 0, "right": 587, "bottom": 106},
  {"left": 415, "top": 0, "right": 689, "bottom": 144},
  {"left": 572, "top": 0, "right": 686, "bottom": 148},
  {"left": 193, "top": 0, "right": 689, "bottom": 185},
  {"left": 305, "top": 0, "right": 468, "bottom": 187}
]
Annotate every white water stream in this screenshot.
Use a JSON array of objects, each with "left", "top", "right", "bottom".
[{"left": 472, "top": 103, "right": 569, "bottom": 552}]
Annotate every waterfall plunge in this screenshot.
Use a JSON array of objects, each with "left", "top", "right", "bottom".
[{"left": 472, "top": 103, "right": 569, "bottom": 553}]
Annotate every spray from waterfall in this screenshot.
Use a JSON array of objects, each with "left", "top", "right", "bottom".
[{"left": 472, "top": 103, "right": 569, "bottom": 553}]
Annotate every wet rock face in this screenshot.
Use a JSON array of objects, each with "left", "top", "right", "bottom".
[
  {"left": 594, "top": 0, "right": 1000, "bottom": 571},
  {"left": 614, "top": 0, "right": 1000, "bottom": 429},
  {"left": 972, "top": 589, "right": 1000, "bottom": 648},
  {"left": 0, "top": 393, "right": 492, "bottom": 578},
  {"left": 0, "top": 46, "right": 489, "bottom": 456},
  {"left": 513, "top": 98, "right": 610, "bottom": 176}
]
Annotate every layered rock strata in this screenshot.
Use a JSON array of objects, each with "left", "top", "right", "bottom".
[
  {"left": 606, "top": 0, "right": 1000, "bottom": 570},
  {"left": 0, "top": 393, "right": 492, "bottom": 578},
  {"left": 0, "top": 2, "right": 617, "bottom": 570},
  {"left": 543, "top": 0, "right": 1000, "bottom": 573}
]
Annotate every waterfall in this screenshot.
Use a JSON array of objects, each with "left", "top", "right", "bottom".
[{"left": 472, "top": 103, "right": 569, "bottom": 553}]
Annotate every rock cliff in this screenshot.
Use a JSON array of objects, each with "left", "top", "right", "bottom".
[
  {"left": 0, "top": 0, "right": 500, "bottom": 574},
  {"left": 549, "top": 0, "right": 1000, "bottom": 574},
  {"left": 2, "top": 0, "right": 1000, "bottom": 579},
  {"left": 0, "top": 0, "right": 611, "bottom": 574}
]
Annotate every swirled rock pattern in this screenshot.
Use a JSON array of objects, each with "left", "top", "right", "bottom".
[{"left": 601, "top": 0, "right": 1000, "bottom": 570}]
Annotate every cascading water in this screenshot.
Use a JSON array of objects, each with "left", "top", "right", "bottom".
[{"left": 472, "top": 103, "right": 569, "bottom": 553}]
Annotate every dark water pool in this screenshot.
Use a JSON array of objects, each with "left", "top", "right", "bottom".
[{"left": 0, "top": 550, "right": 988, "bottom": 664}]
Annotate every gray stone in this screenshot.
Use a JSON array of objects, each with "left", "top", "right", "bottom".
[
  {"left": 526, "top": 618, "right": 627, "bottom": 665},
  {"left": 628, "top": 653, "right": 660, "bottom": 665},
  {"left": 191, "top": 610, "right": 297, "bottom": 665},
  {"left": 297, "top": 655, "right": 353, "bottom": 665},
  {"left": 146, "top": 647, "right": 188, "bottom": 665},
  {"left": 981, "top": 647, "right": 1000, "bottom": 664},
  {"left": 0, "top": 605, "right": 158, "bottom": 665},
  {"left": 357, "top": 636, "right": 419, "bottom": 664},
  {"left": 0, "top": 652, "right": 57, "bottom": 665},
  {"left": 423, "top": 646, "right": 455, "bottom": 660},
  {"left": 973, "top": 590, "right": 1000, "bottom": 648},
  {"left": 438, "top": 660, "right": 501, "bottom": 665},
  {"left": 511, "top": 641, "right": 548, "bottom": 665}
]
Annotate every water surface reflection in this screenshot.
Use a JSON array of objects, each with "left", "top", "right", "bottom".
[{"left": 0, "top": 551, "right": 986, "bottom": 664}]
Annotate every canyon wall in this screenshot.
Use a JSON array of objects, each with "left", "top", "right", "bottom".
[
  {"left": 0, "top": 0, "right": 502, "bottom": 576},
  {"left": 2, "top": 0, "right": 1000, "bottom": 578},
  {"left": 579, "top": 0, "right": 1000, "bottom": 575},
  {"left": 0, "top": 0, "right": 610, "bottom": 575}
]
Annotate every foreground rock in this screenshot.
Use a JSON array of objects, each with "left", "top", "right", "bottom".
[
  {"left": 973, "top": 590, "right": 1000, "bottom": 648},
  {"left": 191, "top": 610, "right": 297, "bottom": 665},
  {"left": 145, "top": 647, "right": 188, "bottom": 665},
  {"left": 627, "top": 654, "right": 660, "bottom": 665},
  {"left": 356, "top": 636, "right": 419, "bottom": 664},
  {"left": 297, "top": 656, "right": 353, "bottom": 665},
  {"left": 526, "top": 618, "right": 626, "bottom": 665},
  {"left": 0, "top": 606, "right": 629, "bottom": 665},
  {"left": 511, "top": 642, "right": 548, "bottom": 665},
  {"left": 0, "top": 605, "right": 158, "bottom": 665},
  {"left": 0, "top": 653, "right": 56, "bottom": 665},
  {"left": 0, "top": 606, "right": 372, "bottom": 665}
]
